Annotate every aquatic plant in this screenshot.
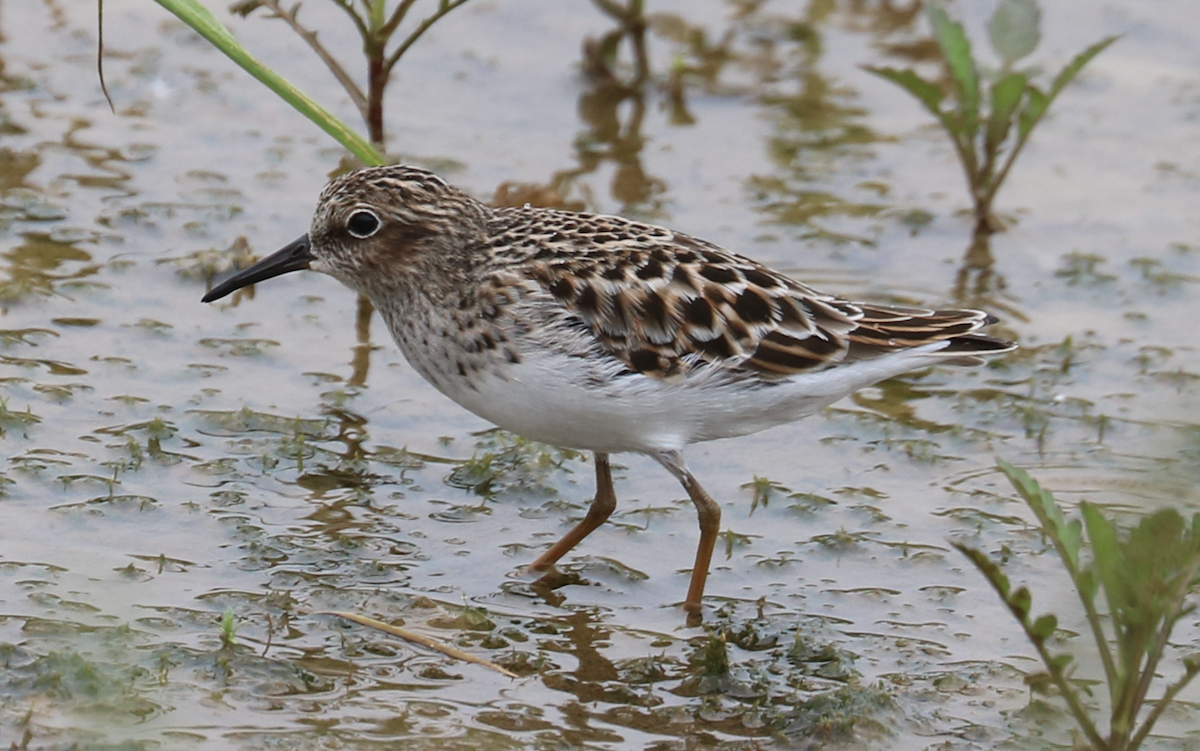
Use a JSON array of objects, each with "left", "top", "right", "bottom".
[
  {"left": 954, "top": 460, "right": 1200, "bottom": 750},
  {"left": 143, "top": 0, "right": 383, "bottom": 164},
  {"left": 227, "top": 0, "right": 472, "bottom": 148},
  {"left": 866, "top": 0, "right": 1116, "bottom": 235},
  {"left": 143, "top": 0, "right": 478, "bottom": 159},
  {"left": 218, "top": 607, "right": 243, "bottom": 647}
]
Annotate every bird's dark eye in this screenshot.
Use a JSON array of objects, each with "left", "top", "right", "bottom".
[{"left": 346, "top": 209, "right": 381, "bottom": 238}]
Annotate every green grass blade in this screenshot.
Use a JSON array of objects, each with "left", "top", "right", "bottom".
[
  {"left": 1081, "top": 500, "right": 1141, "bottom": 684},
  {"left": 1016, "top": 84, "right": 1048, "bottom": 140},
  {"left": 1128, "top": 657, "right": 1200, "bottom": 750},
  {"left": 865, "top": 65, "right": 976, "bottom": 181},
  {"left": 1048, "top": 35, "right": 1120, "bottom": 101},
  {"left": 863, "top": 66, "right": 945, "bottom": 117},
  {"left": 152, "top": 0, "right": 386, "bottom": 166},
  {"left": 985, "top": 72, "right": 1027, "bottom": 155},
  {"left": 1004, "top": 36, "right": 1116, "bottom": 188},
  {"left": 926, "top": 4, "right": 979, "bottom": 133},
  {"left": 997, "top": 459, "right": 1082, "bottom": 570},
  {"left": 1081, "top": 502, "right": 1123, "bottom": 604},
  {"left": 954, "top": 543, "right": 1035, "bottom": 627}
]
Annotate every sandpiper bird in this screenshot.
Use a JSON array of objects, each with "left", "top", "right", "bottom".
[{"left": 203, "top": 165, "right": 1015, "bottom": 619}]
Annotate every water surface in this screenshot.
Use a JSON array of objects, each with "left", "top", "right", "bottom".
[{"left": 1, "top": 1, "right": 1198, "bottom": 748}]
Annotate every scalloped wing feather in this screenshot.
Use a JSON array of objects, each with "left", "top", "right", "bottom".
[{"left": 495, "top": 215, "right": 1011, "bottom": 380}]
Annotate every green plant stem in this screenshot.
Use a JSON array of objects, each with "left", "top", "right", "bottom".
[
  {"left": 367, "top": 51, "right": 386, "bottom": 146},
  {"left": 984, "top": 93, "right": 1061, "bottom": 214},
  {"left": 1003, "top": 465, "right": 1120, "bottom": 689},
  {"left": 979, "top": 124, "right": 1034, "bottom": 227},
  {"left": 1128, "top": 662, "right": 1200, "bottom": 750},
  {"left": 368, "top": 0, "right": 387, "bottom": 30},
  {"left": 1024, "top": 617, "right": 1107, "bottom": 748},
  {"left": 940, "top": 128, "right": 981, "bottom": 226},
  {"left": 958, "top": 538, "right": 1109, "bottom": 749},
  {"left": 362, "top": 0, "right": 473, "bottom": 146},
  {"left": 1078, "top": 585, "right": 1119, "bottom": 696},
  {"left": 1120, "top": 556, "right": 1200, "bottom": 746},
  {"left": 153, "top": 0, "right": 385, "bottom": 166}
]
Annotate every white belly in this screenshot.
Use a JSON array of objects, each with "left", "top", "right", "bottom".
[
  {"left": 377, "top": 289, "right": 962, "bottom": 454},
  {"left": 406, "top": 342, "right": 954, "bottom": 454}
]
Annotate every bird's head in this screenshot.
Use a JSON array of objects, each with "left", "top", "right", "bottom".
[{"left": 202, "top": 165, "right": 485, "bottom": 303}]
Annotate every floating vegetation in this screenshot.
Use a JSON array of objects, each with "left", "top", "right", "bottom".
[
  {"left": 446, "top": 430, "right": 581, "bottom": 499},
  {"left": 0, "top": 397, "right": 40, "bottom": 437},
  {"left": 195, "top": 337, "right": 280, "bottom": 357}
]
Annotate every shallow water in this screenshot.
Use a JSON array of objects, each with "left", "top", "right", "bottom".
[{"left": 1, "top": 0, "right": 1199, "bottom": 748}]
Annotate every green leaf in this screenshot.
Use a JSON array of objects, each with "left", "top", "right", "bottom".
[
  {"left": 997, "top": 459, "right": 1081, "bottom": 570},
  {"left": 864, "top": 66, "right": 946, "bottom": 118},
  {"left": 1048, "top": 35, "right": 1120, "bottom": 100},
  {"left": 152, "top": 0, "right": 385, "bottom": 166},
  {"left": 1184, "top": 653, "right": 1200, "bottom": 674},
  {"left": 1081, "top": 503, "right": 1121, "bottom": 562},
  {"left": 1017, "top": 84, "right": 1048, "bottom": 139},
  {"left": 953, "top": 543, "right": 1013, "bottom": 599},
  {"left": 985, "top": 72, "right": 1028, "bottom": 155},
  {"left": 1127, "top": 509, "right": 1191, "bottom": 574},
  {"left": 1077, "top": 568, "right": 1098, "bottom": 603},
  {"left": 1013, "top": 35, "right": 1115, "bottom": 143},
  {"left": 1010, "top": 586, "right": 1032, "bottom": 621},
  {"left": 987, "top": 0, "right": 1041, "bottom": 66},
  {"left": 1049, "top": 652, "right": 1074, "bottom": 671},
  {"left": 1031, "top": 613, "right": 1058, "bottom": 641},
  {"left": 926, "top": 4, "right": 979, "bottom": 132},
  {"left": 955, "top": 543, "right": 1043, "bottom": 627},
  {"left": 1081, "top": 502, "right": 1131, "bottom": 615}
]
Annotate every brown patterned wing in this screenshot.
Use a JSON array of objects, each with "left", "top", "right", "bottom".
[
  {"left": 841, "top": 303, "right": 1011, "bottom": 363},
  {"left": 518, "top": 230, "right": 870, "bottom": 379},
  {"left": 509, "top": 219, "right": 1011, "bottom": 380}
]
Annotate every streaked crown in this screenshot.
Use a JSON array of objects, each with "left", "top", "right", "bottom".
[{"left": 306, "top": 165, "right": 488, "bottom": 290}]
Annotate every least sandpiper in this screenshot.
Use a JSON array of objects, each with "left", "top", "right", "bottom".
[{"left": 203, "top": 165, "right": 1014, "bottom": 619}]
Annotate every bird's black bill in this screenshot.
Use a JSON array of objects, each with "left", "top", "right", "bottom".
[{"left": 201, "top": 235, "right": 314, "bottom": 303}]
